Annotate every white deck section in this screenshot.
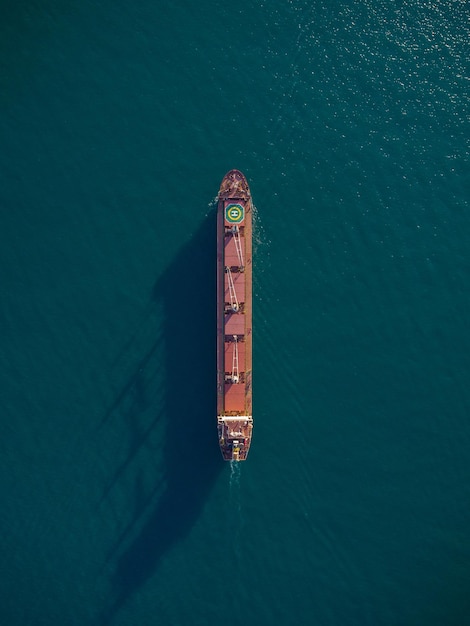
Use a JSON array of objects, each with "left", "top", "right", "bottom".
[{"left": 217, "top": 415, "right": 253, "bottom": 421}]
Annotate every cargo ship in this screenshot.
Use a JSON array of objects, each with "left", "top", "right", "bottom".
[{"left": 216, "top": 170, "right": 253, "bottom": 461}]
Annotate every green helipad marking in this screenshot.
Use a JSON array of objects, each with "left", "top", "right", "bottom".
[{"left": 225, "top": 204, "right": 244, "bottom": 224}]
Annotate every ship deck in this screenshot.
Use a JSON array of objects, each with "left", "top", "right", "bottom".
[{"left": 216, "top": 169, "right": 253, "bottom": 461}]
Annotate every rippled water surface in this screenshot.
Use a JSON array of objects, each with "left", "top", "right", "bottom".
[{"left": 0, "top": 1, "right": 469, "bottom": 624}]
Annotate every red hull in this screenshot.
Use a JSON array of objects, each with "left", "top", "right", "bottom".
[{"left": 216, "top": 170, "right": 253, "bottom": 461}]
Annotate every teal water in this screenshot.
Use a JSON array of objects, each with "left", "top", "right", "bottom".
[{"left": 1, "top": 1, "right": 469, "bottom": 624}]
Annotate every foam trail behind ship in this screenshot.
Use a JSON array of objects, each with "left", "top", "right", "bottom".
[{"left": 228, "top": 461, "right": 244, "bottom": 567}]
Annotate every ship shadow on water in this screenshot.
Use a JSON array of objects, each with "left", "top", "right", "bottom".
[{"left": 100, "top": 212, "right": 223, "bottom": 624}]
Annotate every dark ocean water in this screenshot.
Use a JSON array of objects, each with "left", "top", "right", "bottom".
[{"left": 1, "top": 1, "right": 469, "bottom": 624}]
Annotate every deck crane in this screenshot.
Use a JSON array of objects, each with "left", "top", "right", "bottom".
[
  {"left": 231, "top": 225, "right": 244, "bottom": 268},
  {"left": 225, "top": 266, "right": 239, "bottom": 312},
  {"left": 230, "top": 335, "right": 239, "bottom": 383}
]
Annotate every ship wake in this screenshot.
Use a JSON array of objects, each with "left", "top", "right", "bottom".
[
  {"left": 228, "top": 461, "right": 244, "bottom": 567},
  {"left": 229, "top": 460, "right": 241, "bottom": 487}
]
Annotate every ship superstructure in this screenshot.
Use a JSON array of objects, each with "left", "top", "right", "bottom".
[{"left": 216, "top": 170, "right": 253, "bottom": 461}]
